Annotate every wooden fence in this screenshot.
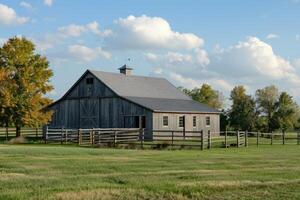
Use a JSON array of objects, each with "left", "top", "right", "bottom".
[
  {"left": 0, "top": 127, "right": 43, "bottom": 141},
  {"left": 44, "top": 128, "right": 300, "bottom": 149}
]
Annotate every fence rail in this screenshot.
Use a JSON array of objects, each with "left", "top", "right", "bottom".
[
  {"left": 1, "top": 126, "right": 297, "bottom": 149},
  {"left": 0, "top": 127, "right": 43, "bottom": 140}
]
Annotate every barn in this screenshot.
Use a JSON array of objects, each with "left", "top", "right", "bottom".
[{"left": 47, "top": 65, "right": 220, "bottom": 138}]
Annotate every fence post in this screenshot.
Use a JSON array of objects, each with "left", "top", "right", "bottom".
[
  {"left": 36, "top": 127, "right": 38, "bottom": 139},
  {"left": 282, "top": 130, "right": 285, "bottom": 145},
  {"left": 256, "top": 132, "right": 259, "bottom": 147},
  {"left": 114, "top": 130, "right": 117, "bottom": 147},
  {"left": 207, "top": 130, "right": 211, "bottom": 149},
  {"left": 297, "top": 131, "right": 300, "bottom": 145},
  {"left": 270, "top": 131, "right": 273, "bottom": 145},
  {"left": 201, "top": 130, "right": 204, "bottom": 150},
  {"left": 171, "top": 131, "right": 174, "bottom": 148},
  {"left": 61, "top": 127, "right": 63, "bottom": 145},
  {"left": 245, "top": 130, "right": 248, "bottom": 147},
  {"left": 224, "top": 129, "right": 227, "bottom": 148},
  {"left": 45, "top": 126, "right": 48, "bottom": 144},
  {"left": 5, "top": 126, "right": 8, "bottom": 141},
  {"left": 90, "top": 129, "right": 94, "bottom": 147},
  {"left": 78, "top": 129, "right": 81, "bottom": 145},
  {"left": 140, "top": 128, "right": 144, "bottom": 149},
  {"left": 65, "top": 129, "right": 68, "bottom": 144},
  {"left": 236, "top": 131, "right": 240, "bottom": 148}
]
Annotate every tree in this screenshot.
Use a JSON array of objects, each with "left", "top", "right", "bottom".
[
  {"left": 0, "top": 68, "right": 14, "bottom": 128},
  {"left": 179, "top": 84, "right": 223, "bottom": 109},
  {"left": 255, "top": 85, "right": 279, "bottom": 132},
  {"left": 274, "top": 92, "right": 300, "bottom": 131},
  {"left": 229, "top": 86, "right": 256, "bottom": 131},
  {"left": 0, "top": 37, "right": 54, "bottom": 137}
]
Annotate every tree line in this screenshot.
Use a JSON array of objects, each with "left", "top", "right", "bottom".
[
  {"left": 179, "top": 84, "right": 300, "bottom": 132},
  {"left": 0, "top": 37, "right": 53, "bottom": 136}
]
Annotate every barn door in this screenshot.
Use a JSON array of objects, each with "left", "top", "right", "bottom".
[{"left": 80, "top": 99, "right": 99, "bottom": 128}]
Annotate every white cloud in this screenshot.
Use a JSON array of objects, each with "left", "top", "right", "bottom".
[
  {"left": 68, "top": 44, "right": 111, "bottom": 62},
  {"left": 44, "top": 0, "right": 53, "bottom": 6},
  {"left": 58, "top": 24, "right": 87, "bottom": 37},
  {"left": 0, "top": 3, "right": 29, "bottom": 25},
  {"left": 20, "top": 1, "right": 32, "bottom": 9},
  {"left": 106, "top": 15, "right": 204, "bottom": 50},
  {"left": 266, "top": 33, "right": 279, "bottom": 40},
  {"left": 209, "top": 37, "right": 299, "bottom": 83},
  {"left": 57, "top": 22, "right": 112, "bottom": 38}
]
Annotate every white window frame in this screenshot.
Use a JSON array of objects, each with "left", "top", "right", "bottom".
[
  {"left": 178, "top": 116, "right": 184, "bottom": 128},
  {"left": 162, "top": 115, "right": 169, "bottom": 127},
  {"left": 205, "top": 116, "right": 211, "bottom": 127},
  {"left": 193, "top": 116, "right": 197, "bottom": 128}
]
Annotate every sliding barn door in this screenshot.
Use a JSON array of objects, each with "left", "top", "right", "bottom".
[{"left": 80, "top": 99, "right": 99, "bottom": 128}]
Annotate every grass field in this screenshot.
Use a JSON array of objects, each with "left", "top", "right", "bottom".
[{"left": 0, "top": 144, "right": 299, "bottom": 200}]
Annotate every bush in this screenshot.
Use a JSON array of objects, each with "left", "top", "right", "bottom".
[{"left": 8, "top": 136, "right": 27, "bottom": 144}]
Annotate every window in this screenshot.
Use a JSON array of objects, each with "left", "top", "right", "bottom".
[
  {"left": 86, "top": 78, "right": 94, "bottom": 84},
  {"left": 178, "top": 116, "right": 185, "bottom": 128},
  {"left": 193, "top": 116, "right": 197, "bottom": 128},
  {"left": 206, "top": 116, "right": 211, "bottom": 127},
  {"left": 163, "top": 116, "right": 168, "bottom": 127}
]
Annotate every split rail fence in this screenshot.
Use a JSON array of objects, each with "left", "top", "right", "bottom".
[{"left": 44, "top": 128, "right": 300, "bottom": 149}]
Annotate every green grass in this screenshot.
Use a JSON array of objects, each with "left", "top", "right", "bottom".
[{"left": 0, "top": 144, "right": 299, "bottom": 200}]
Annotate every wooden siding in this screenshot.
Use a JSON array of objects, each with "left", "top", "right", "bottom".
[{"left": 152, "top": 112, "right": 220, "bottom": 136}]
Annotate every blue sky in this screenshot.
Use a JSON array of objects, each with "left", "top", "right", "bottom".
[{"left": 1, "top": 0, "right": 300, "bottom": 104}]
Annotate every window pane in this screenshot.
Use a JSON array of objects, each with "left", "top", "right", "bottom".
[
  {"left": 163, "top": 116, "right": 168, "bottom": 127},
  {"left": 193, "top": 116, "right": 196, "bottom": 127},
  {"left": 179, "top": 116, "right": 184, "bottom": 128},
  {"left": 206, "top": 116, "right": 210, "bottom": 126}
]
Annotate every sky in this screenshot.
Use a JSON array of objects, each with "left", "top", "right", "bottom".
[{"left": 1, "top": 0, "right": 300, "bottom": 105}]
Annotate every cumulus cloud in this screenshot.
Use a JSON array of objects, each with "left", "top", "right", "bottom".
[
  {"left": 146, "top": 36, "right": 300, "bottom": 103},
  {"left": 209, "top": 37, "right": 299, "bottom": 83},
  {"left": 105, "top": 15, "right": 204, "bottom": 50},
  {"left": 68, "top": 44, "right": 111, "bottom": 62},
  {"left": 266, "top": 33, "right": 279, "bottom": 40},
  {"left": 44, "top": 0, "right": 53, "bottom": 6},
  {"left": 0, "top": 3, "right": 29, "bottom": 25}
]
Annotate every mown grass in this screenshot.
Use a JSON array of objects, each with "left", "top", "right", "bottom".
[{"left": 0, "top": 144, "right": 299, "bottom": 200}]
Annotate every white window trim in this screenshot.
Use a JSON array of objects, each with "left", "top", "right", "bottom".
[
  {"left": 205, "top": 116, "right": 211, "bottom": 127},
  {"left": 193, "top": 116, "right": 197, "bottom": 128},
  {"left": 162, "top": 115, "right": 169, "bottom": 127},
  {"left": 178, "top": 116, "right": 184, "bottom": 128}
]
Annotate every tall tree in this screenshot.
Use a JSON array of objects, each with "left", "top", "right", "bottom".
[
  {"left": 179, "top": 84, "right": 223, "bottom": 109},
  {"left": 0, "top": 68, "right": 14, "bottom": 128},
  {"left": 274, "top": 92, "right": 300, "bottom": 131},
  {"left": 229, "top": 86, "right": 256, "bottom": 131},
  {"left": 0, "top": 37, "right": 54, "bottom": 137},
  {"left": 255, "top": 85, "right": 279, "bottom": 132}
]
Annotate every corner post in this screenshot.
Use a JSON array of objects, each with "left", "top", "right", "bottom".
[{"left": 245, "top": 130, "right": 248, "bottom": 147}]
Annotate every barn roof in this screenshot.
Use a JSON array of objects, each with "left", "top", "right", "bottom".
[{"left": 89, "top": 70, "right": 220, "bottom": 114}]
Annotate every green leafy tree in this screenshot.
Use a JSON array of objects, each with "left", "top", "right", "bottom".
[
  {"left": 255, "top": 85, "right": 279, "bottom": 132},
  {"left": 274, "top": 92, "right": 300, "bottom": 131},
  {"left": 0, "top": 37, "right": 54, "bottom": 137},
  {"left": 179, "top": 84, "right": 223, "bottom": 109},
  {"left": 229, "top": 86, "right": 256, "bottom": 131}
]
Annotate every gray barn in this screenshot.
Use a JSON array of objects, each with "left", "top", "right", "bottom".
[{"left": 48, "top": 65, "right": 220, "bottom": 137}]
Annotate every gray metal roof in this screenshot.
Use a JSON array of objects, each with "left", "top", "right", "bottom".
[
  {"left": 90, "top": 70, "right": 191, "bottom": 100},
  {"left": 125, "top": 96, "right": 220, "bottom": 113},
  {"left": 89, "top": 70, "right": 219, "bottom": 113}
]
